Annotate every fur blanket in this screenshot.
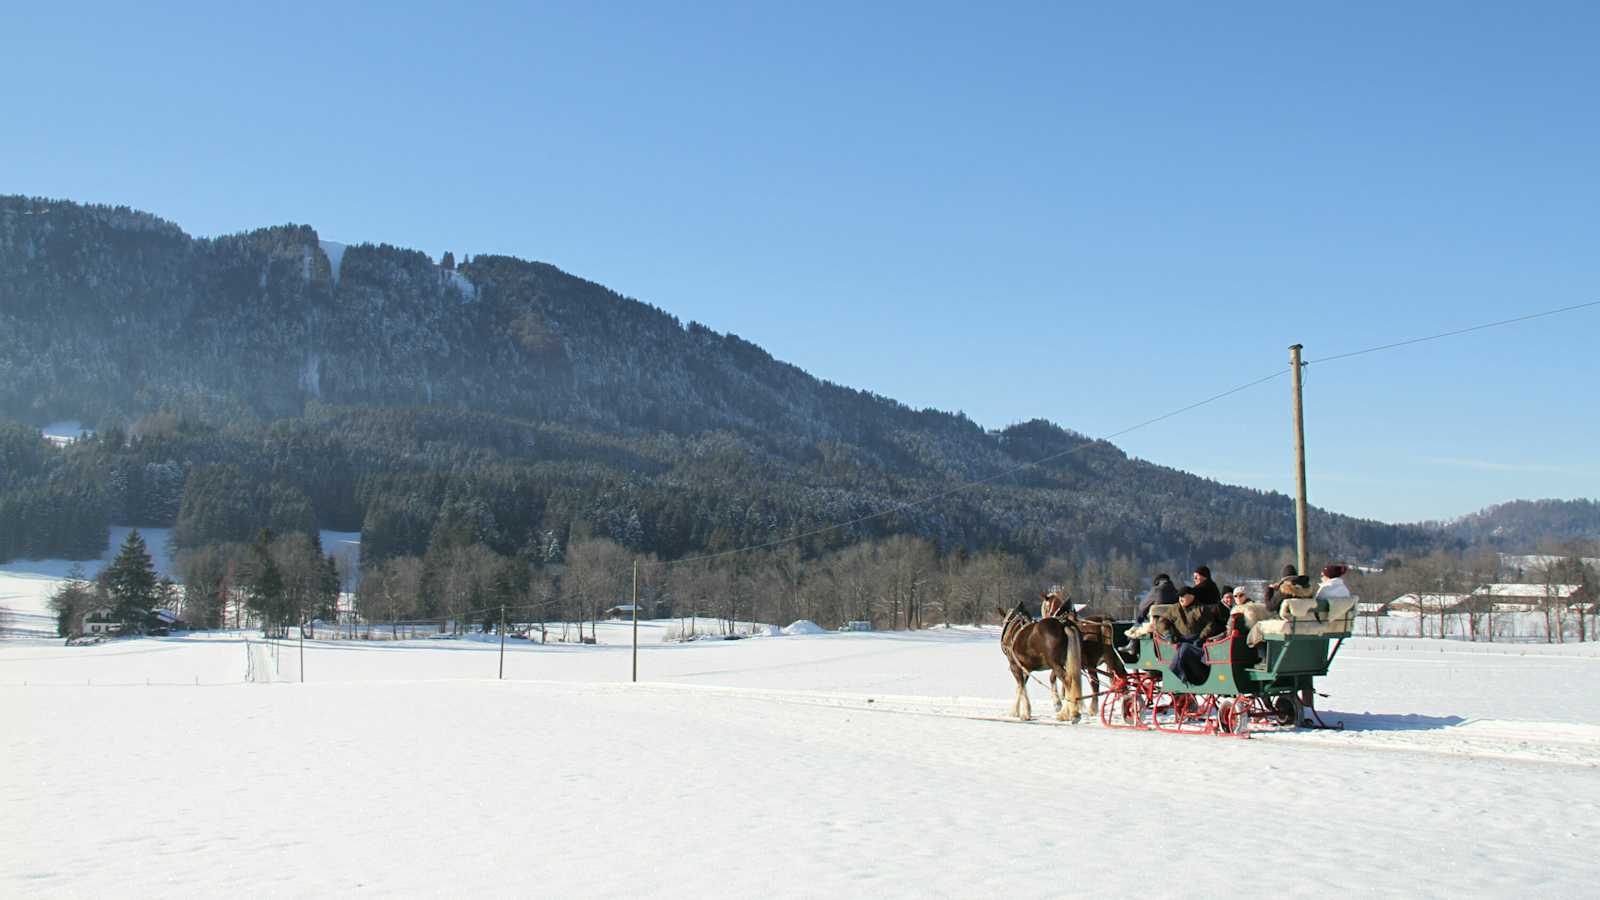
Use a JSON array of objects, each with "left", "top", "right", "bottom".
[
  {"left": 1230, "top": 601, "right": 1270, "bottom": 629},
  {"left": 1230, "top": 601, "right": 1271, "bottom": 647}
]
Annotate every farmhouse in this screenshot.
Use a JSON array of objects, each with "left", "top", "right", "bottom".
[
  {"left": 1498, "top": 555, "right": 1600, "bottom": 580},
  {"left": 1469, "top": 583, "right": 1588, "bottom": 609},
  {"left": 151, "top": 609, "right": 187, "bottom": 631},
  {"left": 1383, "top": 593, "right": 1470, "bottom": 615}
]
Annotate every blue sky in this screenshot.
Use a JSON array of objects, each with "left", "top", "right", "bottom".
[{"left": 3, "top": 3, "right": 1596, "bottom": 523}]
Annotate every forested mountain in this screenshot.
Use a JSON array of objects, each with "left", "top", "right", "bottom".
[
  {"left": 0, "top": 196, "right": 1438, "bottom": 571},
  {"left": 1438, "top": 499, "right": 1600, "bottom": 549}
]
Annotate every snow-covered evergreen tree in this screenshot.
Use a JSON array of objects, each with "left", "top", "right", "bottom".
[{"left": 104, "top": 530, "right": 159, "bottom": 630}]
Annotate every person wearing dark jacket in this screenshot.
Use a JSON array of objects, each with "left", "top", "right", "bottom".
[
  {"left": 1156, "top": 587, "right": 1223, "bottom": 685},
  {"left": 1264, "top": 564, "right": 1314, "bottom": 614},
  {"left": 1134, "top": 573, "right": 1179, "bottom": 624},
  {"left": 1191, "top": 565, "right": 1222, "bottom": 607},
  {"left": 1155, "top": 589, "right": 1226, "bottom": 643}
]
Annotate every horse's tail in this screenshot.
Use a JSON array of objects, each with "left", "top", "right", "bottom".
[{"left": 1062, "top": 620, "right": 1083, "bottom": 720}]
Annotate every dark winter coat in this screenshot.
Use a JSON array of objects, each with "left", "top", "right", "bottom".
[
  {"left": 1264, "top": 575, "right": 1314, "bottom": 613},
  {"left": 1192, "top": 577, "right": 1222, "bottom": 607},
  {"left": 1155, "top": 600, "right": 1225, "bottom": 643},
  {"left": 1135, "top": 578, "right": 1179, "bottom": 623}
]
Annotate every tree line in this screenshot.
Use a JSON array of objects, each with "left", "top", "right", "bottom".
[
  {"left": 49, "top": 527, "right": 341, "bottom": 636},
  {"left": 349, "top": 532, "right": 1158, "bottom": 638}
]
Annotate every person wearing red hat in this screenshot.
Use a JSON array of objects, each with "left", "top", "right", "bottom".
[{"left": 1315, "top": 564, "right": 1352, "bottom": 608}]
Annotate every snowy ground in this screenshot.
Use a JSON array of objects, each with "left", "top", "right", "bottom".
[{"left": 4, "top": 625, "right": 1599, "bottom": 898}]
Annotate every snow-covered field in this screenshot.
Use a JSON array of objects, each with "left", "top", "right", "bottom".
[{"left": 4, "top": 623, "right": 1598, "bottom": 898}]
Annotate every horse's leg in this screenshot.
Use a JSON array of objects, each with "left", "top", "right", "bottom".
[
  {"left": 1087, "top": 649, "right": 1102, "bottom": 715},
  {"left": 1010, "top": 663, "right": 1026, "bottom": 719},
  {"left": 1052, "top": 663, "right": 1072, "bottom": 721},
  {"left": 1048, "top": 670, "right": 1063, "bottom": 711}
]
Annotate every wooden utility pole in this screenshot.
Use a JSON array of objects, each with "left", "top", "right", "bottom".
[
  {"left": 631, "top": 559, "right": 639, "bottom": 683},
  {"left": 1289, "top": 343, "right": 1310, "bottom": 576},
  {"left": 498, "top": 604, "right": 507, "bottom": 680}
]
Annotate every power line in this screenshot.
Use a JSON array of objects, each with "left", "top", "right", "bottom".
[{"left": 1305, "top": 299, "right": 1600, "bottom": 366}]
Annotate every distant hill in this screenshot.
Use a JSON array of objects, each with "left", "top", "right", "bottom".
[
  {"left": 1438, "top": 499, "right": 1600, "bottom": 548},
  {"left": 0, "top": 195, "right": 1438, "bottom": 567}
]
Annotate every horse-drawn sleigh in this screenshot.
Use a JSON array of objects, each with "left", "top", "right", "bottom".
[{"left": 1001, "top": 592, "right": 1355, "bottom": 737}]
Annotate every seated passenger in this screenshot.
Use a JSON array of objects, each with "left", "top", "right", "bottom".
[
  {"left": 1225, "top": 589, "right": 1269, "bottom": 665},
  {"left": 1264, "top": 564, "right": 1313, "bottom": 613},
  {"left": 1314, "top": 564, "right": 1352, "bottom": 614},
  {"left": 1191, "top": 565, "right": 1222, "bottom": 606},
  {"left": 1155, "top": 586, "right": 1224, "bottom": 685},
  {"left": 1123, "top": 574, "right": 1178, "bottom": 657},
  {"left": 1134, "top": 573, "right": 1178, "bottom": 624},
  {"left": 1227, "top": 588, "right": 1261, "bottom": 620}
]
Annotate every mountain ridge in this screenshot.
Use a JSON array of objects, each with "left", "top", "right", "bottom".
[{"left": 1, "top": 194, "right": 1563, "bottom": 568}]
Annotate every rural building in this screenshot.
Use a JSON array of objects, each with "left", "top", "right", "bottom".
[
  {"left": 1383, "top": 593, "right": 1470, "bottom": 615},
  {"left": 151, "top": 609, "right": 187, "bottom": 630},
  {"left": 1371, "top": 585, "right": 1593, "bottom": 641},
  {"left": 1365, "top": 594, "right": 1470, "bottom": 638},
  {"left": 1498, "top": 555, "right": 1600, "bottom": 580},
  {"left": 1469, "top": 583, "right": 1588, "bottom": 608}
]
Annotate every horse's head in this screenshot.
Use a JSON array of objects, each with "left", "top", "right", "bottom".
[
  {"left": 1041, "top": 589, "right": 1075, "bottom": 622},
  {"left": 997, "top": 602, "right": 1032, "bottom": 637}
]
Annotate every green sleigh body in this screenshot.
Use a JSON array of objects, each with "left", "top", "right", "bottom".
[{"left": 1106, "top": 597, "right": 1356, "bottom": 736}]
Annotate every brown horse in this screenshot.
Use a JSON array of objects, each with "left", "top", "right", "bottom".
[
  {"left": 1041, "top": 591, "right": 1127, "bottom": 715},
  {"left": 997, "top": 602, "right": 1083, "bottom": 722}
]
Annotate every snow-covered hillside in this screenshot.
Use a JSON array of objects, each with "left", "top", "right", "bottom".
[{"left": 3, "top": 628, "right": 1597, "bottom": 896}]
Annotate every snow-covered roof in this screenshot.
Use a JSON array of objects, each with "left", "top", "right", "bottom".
[
  {"left": 1471, "top": 583, "right": 1583, "bottom": 599},
  {"left": 1386, "top": 593, "right": 1471, "bottom": 609},
  {"left": 1500, "top": 554, "right": 1600, "bottom": 571}
]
